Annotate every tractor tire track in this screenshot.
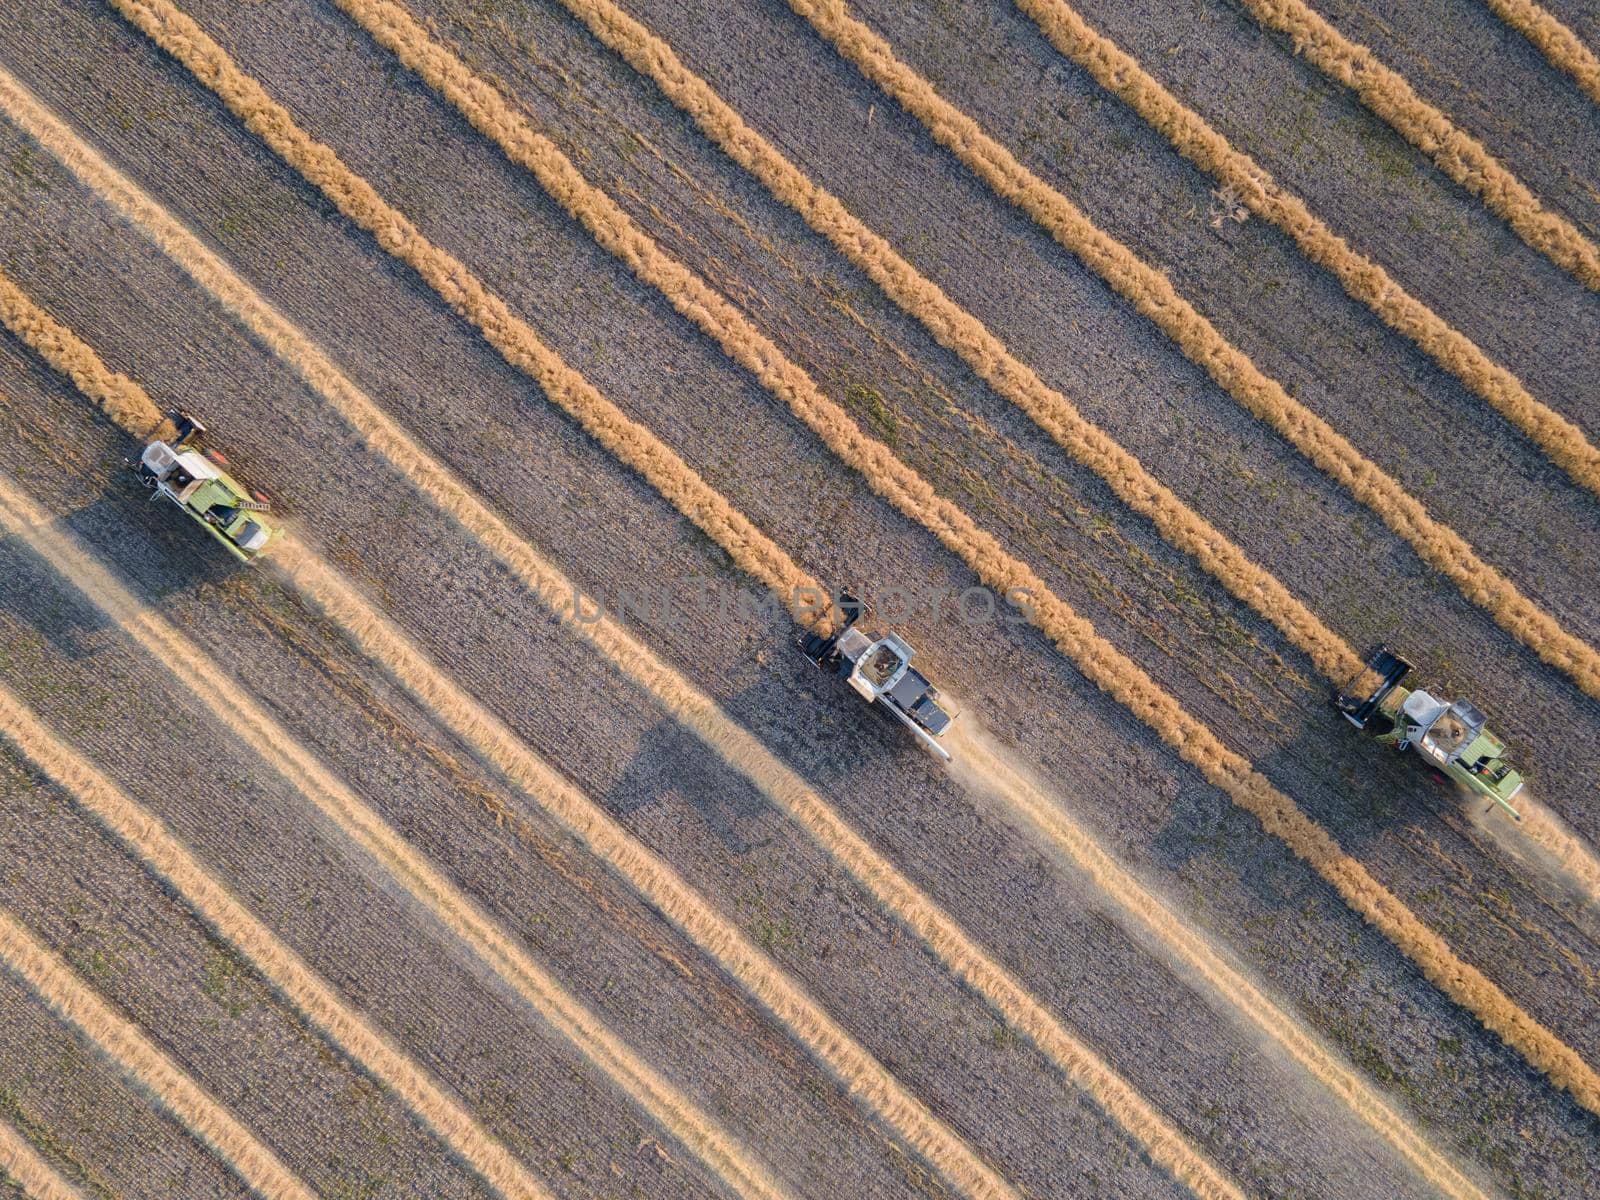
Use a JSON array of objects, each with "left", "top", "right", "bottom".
[
  {"left": 111, "top": 0, "right": 1600, "bottom": 1124},
  {"left": 0, "top": 59, "right": 1270, "bottom": 1200},
  {"left": 1233, "top": 0, "right": 1600, "bottom": 287},
  {"left": 0, "top": 682, "right": 555, "bottom": 1200},
  {"left": 1483, "top": 0, "right": 1600, "bottom": 105},
  {"left": 269, "top": 537, "right": 1040, "bottom": 1200},
  {"left": 943, "top": 722, "right": 1493, "bottom": 1200},
  {"left": 0, "top": 906, "right": 314, "bottom": 1200},
  {"left": 1012, "top": 0, "right": 1600, "bottom": 498},
  {"left": 0, "top": 1120, "right": 85, "bottom": 1200},
  {"left": 0, "top": 475, "right": 796, "bottom": 1200},
  {"left": 782, "top": 0, "right": 1600, "bottom": 704}
]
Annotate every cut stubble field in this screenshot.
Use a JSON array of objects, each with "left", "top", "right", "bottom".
[{"left": 1, "top": 0, "right": 1599, "bottom": 1198}]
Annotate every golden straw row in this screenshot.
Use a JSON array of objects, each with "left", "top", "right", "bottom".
[
  {"left": 0, "top": 61, "right": 1324, "bottom": 1200},
  {"left": 0, "top": 268, "right": 1018, "bottom": 1200},
  {"left": 0, "top": 472, "right": 802, "bottom": 1200},
  {"left": 0, "top": 63, "right": 1486, "bottom": 1200},
  {"left": 0, "top": 273, "right": 172, "bottom": 442},
  {"left": 0, "top": 1116, "right": 87, "bottom": 1200},
  {"left": 103, "top": 0, "right": 1600, "bottom": 1117},
  {"left": 545, "top": 0, "right": 1361, "bottom": 687},
  {"left": 0, "top": 904, "right": 313, "bottom": 1200},
  {"left": 1234, "top": 0, "right": 1600, "bottom": 287},
  {"left": 0, "top": 270, "right": 797, "bottom": 1199},
  {"left": 0, "top": 681, "right": 554, "bottom": 1200},
  {"left": 1012, "top": 0, "right": 1600, "bottom": 497},
  {"left": 784, "top": 0, "right": 1600, "bottom": 701},
  {"left": 1484, "top": 0, "right": 1600, "bottom": 105}
]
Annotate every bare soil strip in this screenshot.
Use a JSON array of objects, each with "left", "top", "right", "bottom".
[
  {"left": 0, "top": 683, "right": 555, "bottom": 1200},
  {"left": 0, "top": 271, "right": 172, "bottom": 443},
  {"left": 0, "top": 69, "right": 1259, "bottom": 1200},
  {"left": 0, "top": 478, "right": 799, "bottom": 1200},
  {"left": 107, "top": 0, "right": 1600, "bottom": 1121},
  {"left": 1484, "top": 0, "right": 1600, "bottom": 105},
  {"left": 1014, "top": 0, "right": 1600, "bottom": 497},
  {"left": 1233, "top": 0, "right": 1600, "bottom": 287},
  {"left": 784, "top": 0, "right": 1600, "bottom": 704},
  {"left": 0, "top": 905, "right": 314, "bottom": 1200},
  {"left": 0, "top": 1119, "right": 86, "bottom": 1200}
]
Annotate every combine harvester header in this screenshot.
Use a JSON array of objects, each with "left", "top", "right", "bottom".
[
  {"left": 132, "top": 412, "right": 281, "bottom": 563},
  {"left": 1337, "top": 646, "right": 1525, "bottom": 818},
  {"left": 801, "top": 592, "right": 957, "bottom": 761}
]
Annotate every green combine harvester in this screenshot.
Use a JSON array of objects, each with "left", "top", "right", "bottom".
[
  {"left": 1336, "top": 646, "right": 1524, "bottom": 818},
  {"left": 132, "top": 413, "right": 281, "bottom": 563}
]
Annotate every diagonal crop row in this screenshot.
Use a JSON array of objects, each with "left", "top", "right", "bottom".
[
  {"left": 0, "top": 680, "right": 554, "bottom": 1200},
  {"left": 85, "top": 7, "right": 833, "bottom": 638},
  {"left": 541, "top": 0, "right": 1600, "bottom": 938},
  {"left": 0, "top": 272, "right": 795, "bottom": 1199},
  {"left": 0, "top": 272, "right": 172, "bottom": 443},
  {"left": 0, "top": 60, "right": 1318, "bottom": 1200},
  {"left": 0, "top": 63, "right": 1489, "bottom": 1200},
  {"left": 107, "top": 0, "right": 1600, "bottom": 1120},
  {"left": 0, "top": 1117, "right": 87, "bottom": 1200},
  {"left": 1234, "top": 0, "right": 1600, "bottom": 288},
  {"left": 0, "top": 904, "right": 314, "bottom": 1200},
  {"left": 785, "top": 0, "right": 1600, "bottom": 702},
  {"left": 1484, "top": 0, "right": 1600, "bottom": 105},
  {"left": 542, "top": 0, "right": 1364, "bottom": 690},
  {"left": 0, "top": 255, "right": 1023, "bottom": 1198},
  {"left": 0, "top": 473, "right": 800, "bottom": 1200},
  {"left": 1013, "top": 0, "right": 1600, "bottom": 497}
]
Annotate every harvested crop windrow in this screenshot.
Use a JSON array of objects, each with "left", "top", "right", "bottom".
[
  {"left": 786, "top": 0, "right": 1600, "bottom": 704},
  {"left": 0, "top": 905, "right": 314, "bottom": 1200},
  {"left": 1014, "top": 0, "right": 1600, "bottom": 498},
  {"left": 0, "top": 67, "right": 1032, "bottom": 1200},
  {"left": 0, "top": 480, "right": 795, "bottom": 1200},
  {"left": 1234, "top": 0, "right": 1600, "bottom": 288},
  {"left": 0, "top": 683, "right": 554, "bottom": 1200},
  {"left": 0, "top": 269, "right": 173, "bottom": 443},
  {"left": 113, "top": 0, "right": 1600, "bottom": 1118},
  {"left": 1484, "top": 0, "right": 1600, "bottom": 105},
  {"left": 0, "top": 1118, "right": 86, "bottom": 1200},
  {"left": 0, "top": 71, "right": 1253, "bottom": 1200},
  {"left": 536, "top": 0, "right": 1362, "bottom": 688},
  {"left": 99, "top": 0, "right": 837, "bottom": 641},
  {"left": 0, "top": 80, "right": 1184, "bottom": 1196}
]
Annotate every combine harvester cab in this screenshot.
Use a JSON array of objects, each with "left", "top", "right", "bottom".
[
  {"left": 1336, "top": 646, "right": 1524, "bottom": 818},
  {"left": 800, "top": 592, "right": 957, "bottom": 761},
  {"left": 132, "top": 413, "right": 280, "bottom": 564}
]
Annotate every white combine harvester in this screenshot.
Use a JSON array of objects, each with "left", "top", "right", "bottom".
[{"left": 800, "top": 592, "right": 957, "bottom": 761}]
